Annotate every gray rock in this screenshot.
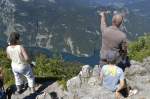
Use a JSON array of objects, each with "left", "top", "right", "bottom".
[
  {"left": 67, "top": 75, "right": 81, "bottom": 93},
  {"left": 66, "top": 57, "right": 150, "bottom": 99},
  {"left": 88, "top": 65, "right": 101, "bottom": 86},
  {"left": 11, "top": 57, "right": 150, "bottom": 99},
  {"left": 79, "top": 65, "right": 91, "bottom": 78}
]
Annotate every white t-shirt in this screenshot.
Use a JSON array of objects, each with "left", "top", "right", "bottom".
[{"left": 7, "top": 45, "right": 27, "bottom": 65}]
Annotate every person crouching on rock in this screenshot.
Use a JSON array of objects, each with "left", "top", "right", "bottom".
[
  {"left": 100, "top": 51, "right": 137, "bottom": 99},
  {"left": 6, "top": 32, "right": 35, "bottom": 94}
]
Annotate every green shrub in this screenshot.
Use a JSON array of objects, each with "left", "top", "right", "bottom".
[
  {"left": 34, "top": 54, "right": 82, "bottom": 90},
  {"left": 3, "top": 67, "right": 14, "bottom": 86},
  {"left": 34, "top": 54, "right": 81, "bottom": 78},
  {"left": 0, "top": 49, "right": 82, "bottom": 89},
  {"left": 128, "top": 34, "right": 150, "bottom": 61},
  {"left": 0, "top": 49, "right": 13, "bottom": 86}
]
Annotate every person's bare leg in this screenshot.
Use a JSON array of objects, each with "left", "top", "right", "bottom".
[{"left": 115, "top": 91, "right": 121, "bottom": 99}]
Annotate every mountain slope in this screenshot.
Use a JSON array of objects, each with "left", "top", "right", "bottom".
[{"left": 0, "top": 0, "right": 150, "bottom": 56}]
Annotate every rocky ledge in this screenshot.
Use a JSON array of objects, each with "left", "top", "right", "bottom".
[
  {"left": 11, "top": 57, "right": 150, "bottom": 99},
  {"left": 65, "top": 57, "right": 150, "bottom": 99}
]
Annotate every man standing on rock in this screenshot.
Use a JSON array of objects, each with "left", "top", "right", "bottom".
[{"left": 99, "top": 11, "right": 130, "bottom": 70}]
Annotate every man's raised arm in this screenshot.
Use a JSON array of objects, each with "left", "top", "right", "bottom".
[{"left": 100, "top": 12, "right": 108, "bottom": 32}]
